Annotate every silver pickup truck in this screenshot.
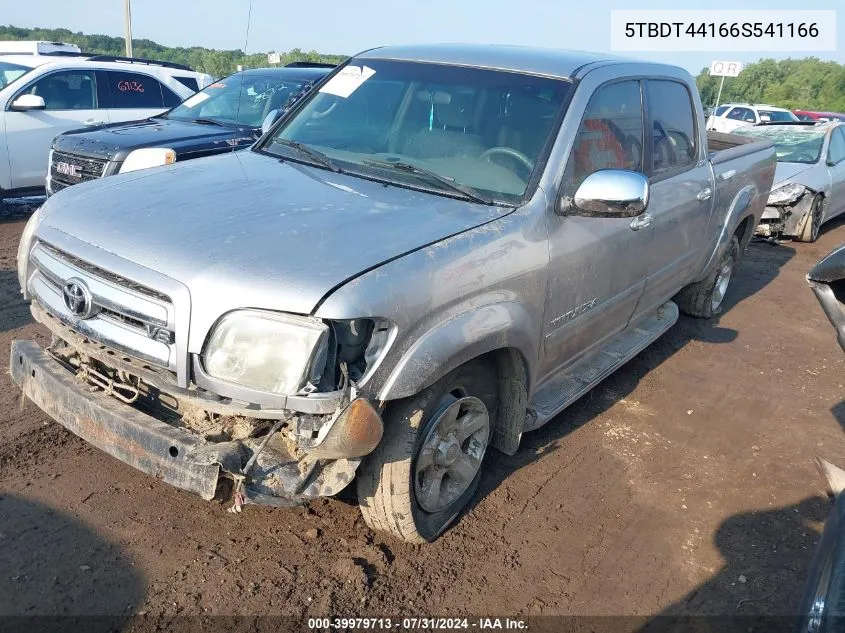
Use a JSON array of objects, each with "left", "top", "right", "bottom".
[{"left": 11, "top": 45, "right": 776, "bottom": 543}]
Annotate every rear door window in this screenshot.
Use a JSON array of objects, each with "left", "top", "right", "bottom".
[
  {"left": 646, "top": 80, "right": 697, "bottom": 176},
  {"left": 714, "top": 105, "right": 729, "bottom": 117},
  {"left": 105, "top": 71, "right": 167, "bottom": 108}
]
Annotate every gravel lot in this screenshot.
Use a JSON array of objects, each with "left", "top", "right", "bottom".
[{"left": 1, "top": 196, "right": 844, "bottom": 626}]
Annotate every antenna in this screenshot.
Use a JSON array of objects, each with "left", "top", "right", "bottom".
[
  {"left": 243, "top": 0, "right": 253, "bottom": 58},
  {"left": 235, "top": 0, "right": 253, "bottom": 132}
]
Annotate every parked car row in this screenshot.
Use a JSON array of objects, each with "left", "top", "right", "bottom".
[
  {"left": 46, "top": 64, "right": 330, "bottom": 194},
  {"left": 11, "top": 42, "right": 778, "bottom": 542},
  {"left": 0, "top": 42, "right": 215, "bottom": 197}
]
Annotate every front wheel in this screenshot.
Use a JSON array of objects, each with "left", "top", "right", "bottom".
[
  {"left": 357, "top": 360, "right": 497, "bottom": 543},
  {"left": 797, "top": 195, "right": 825, "bottom": 244},
  {"left": 675, "top": 235, "right": 740, "bottom": 319}
]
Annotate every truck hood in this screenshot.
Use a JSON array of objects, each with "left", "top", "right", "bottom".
[
  {"left": 773, "top": 161, "right": 814, "bottom": 188},
  {"left": 40, "top": 151, "right": 511, "bottom": 316},
  {"left": 53, "top": 118, "right": 259, "bottom": 161}
]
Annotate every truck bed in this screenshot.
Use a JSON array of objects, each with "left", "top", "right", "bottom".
[{"left": 707, "top": 130, "right": 774, "bottom": 165}]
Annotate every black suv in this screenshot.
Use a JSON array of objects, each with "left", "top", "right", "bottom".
[{"left": 47, "top": 63, "right": 331, "bottom": 195}]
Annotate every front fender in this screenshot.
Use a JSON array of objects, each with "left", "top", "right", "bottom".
[{"left": 377, "top": 302, "right": 535, "bottom": 401}]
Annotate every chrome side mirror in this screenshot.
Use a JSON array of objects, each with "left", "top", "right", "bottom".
[
  {"left": 561, "top": 169, "right": 650, "bottom": 218},
  {"left": 10, "top": 94, "right": 46, "bottom": 112}
]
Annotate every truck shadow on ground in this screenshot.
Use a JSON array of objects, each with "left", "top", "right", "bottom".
[
  {"left": 636, "top": 494, "right": 830, "bottom": 631},
  {"left": 474, "top": 240, "right": 797, "bottom": 515},
  {"left": 0, "top": 493, "right": 144, "bottom": 629}
]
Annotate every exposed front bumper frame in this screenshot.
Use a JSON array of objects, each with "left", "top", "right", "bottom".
[{"left": 10, "top": 339, "right": 221, "bottom": 500}]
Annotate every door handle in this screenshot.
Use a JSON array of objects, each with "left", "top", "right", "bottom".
[
  {"left": 697, "top": 187, "right": 713, "bottom": 201},
  {"left": 83, "top": 119, "right": 105, "bottom": 126},
  {"left": 630, "top": 213, "right": 653, "bottom": 231}
]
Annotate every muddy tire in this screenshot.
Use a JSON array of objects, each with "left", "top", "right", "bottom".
[
  {"left": 675, "top": 235, "right": 740, "bottom": 319},
  {"left": 797, "top": 195, "right": 824, "bottom": 243},
  {"left": 357, "top": 360, "right": 498, "bottom": 543}
]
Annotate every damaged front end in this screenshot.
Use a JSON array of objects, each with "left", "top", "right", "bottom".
[
  {"left": 10, "top": 306, "right": 385, "bottom": 510},
  {"left": 755, "top": 182, "right": 816, "bottom": 239}
]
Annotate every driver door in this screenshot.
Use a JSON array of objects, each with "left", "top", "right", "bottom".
[
  {"left": 6, "top": 69, "right": 109, "bottom": 190},
  {"left": 539, "top": 79, "right": 652, "bottom": 382},
  {"left": 827, "top": 127, "right": 845, "bottom": 220}
]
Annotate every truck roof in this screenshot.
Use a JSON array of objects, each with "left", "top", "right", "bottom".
[{"left": 356, "top": 43, "right": 646, "bottom": 79}]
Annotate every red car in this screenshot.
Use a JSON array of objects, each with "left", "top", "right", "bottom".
[{"left": 794, "top": 109, "right": 845, "bottom": 122}]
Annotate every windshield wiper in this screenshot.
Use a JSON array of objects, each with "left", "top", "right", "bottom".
[
  {"left": 360, "top": 159, "right": 493, "bottom": 205},
  {"left": 191, "top": 118, "right": 226, "bottom": 127},
  {"left": 273, "top": 139, "right": 341, "bottom": 173}
]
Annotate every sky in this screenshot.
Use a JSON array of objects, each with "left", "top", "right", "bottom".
[{"left": 4, "top": 0, "right": 843, "bottom": 74}]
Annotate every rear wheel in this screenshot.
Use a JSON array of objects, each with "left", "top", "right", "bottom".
[
  {"left": 675, "top": 235, "right": 740, "bottom": 319},
  {"left": 357, "top": 360, "right": 497, "bottom": 543},
  {"left": 798, "top": 195, "right": 825, "bottom": 243}
]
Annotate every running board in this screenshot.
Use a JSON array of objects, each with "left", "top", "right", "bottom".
[{"left": 525, "top": 301, "right": 679, "bottom": 431}]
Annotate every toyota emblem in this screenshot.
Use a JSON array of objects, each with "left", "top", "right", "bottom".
[{"left": 62, "top": 278, "right": 96, "bottom": 318}]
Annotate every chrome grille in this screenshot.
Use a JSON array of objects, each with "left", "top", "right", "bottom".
[
  {"left": 28, "top": 241, "right": 177, "bottom": 371},
  {"left": 49, "top": 151, "right": 108, "bottom": 189}
]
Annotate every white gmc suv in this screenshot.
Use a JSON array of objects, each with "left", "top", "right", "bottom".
[{"left": 0, "top": 47, "right": 213, "bottom": 198}]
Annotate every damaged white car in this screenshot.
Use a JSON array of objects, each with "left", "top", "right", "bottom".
[{"left": 734, "top": 122, "right": 845, "bottom": 243}]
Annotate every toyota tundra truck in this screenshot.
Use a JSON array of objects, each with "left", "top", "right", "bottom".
[{"left": 11, "top": 44, "right": 776, "bottom": 543}]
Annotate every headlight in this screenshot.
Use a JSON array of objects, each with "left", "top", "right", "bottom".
[
  {"left": 203, "top": 310, "right": 329, "bottom": 395},
  {"left": 767, "top": 182, "right": 807, "bottom": 206},
  {"left": 119, "top": 148, "right": 176, "bottom": 174},
  {"left": 16, "top": 205, "right": 45, "bottom": 294}
]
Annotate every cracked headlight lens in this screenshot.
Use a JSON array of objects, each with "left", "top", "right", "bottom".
[
  {"left": 203, "top": 310, "right": 329, "bottom": 395},
  {"left": 768, "top": 182, "right": 807, "bottom": 206}
]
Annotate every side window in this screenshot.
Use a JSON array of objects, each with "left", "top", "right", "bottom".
[
  {"left": 646, "top": 80, "right": 697, "bottom": 176},
  {"left": 727, "top": 107, "right": 749, "bottom": 121},
  {"left": 173, "top": 76, "right": 199, "bottom": 92},
  {"left": 715, "top": 105, "right": 729, "bottom": 117},
  {"left": 106, "top": 71, "right": 165, "bottom": 108},
  {"left": 162, "top": 85, "right": 183, "bottom": 108},
  {"left": 21, "top": 70, "right": 98, "bottom": 110},
  {"left": 562, "top": 80, "right": 644, "bottom": 195},
  {"left": 829, "top": 128, "right": 845, "bottom": 165}
]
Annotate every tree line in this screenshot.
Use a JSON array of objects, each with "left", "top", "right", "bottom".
[
  {"left": 696, "top": 57, "right": 845, "bottom": 112},
  {"left": 0, "top": 25, "right": 348, "bottom": 77},
  {"left": 5, "top": 25, "right": 844, "bottom": 112}
]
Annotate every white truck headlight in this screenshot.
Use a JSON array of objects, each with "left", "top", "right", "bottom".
[
  {"left": 16, "top": 205, "right": 45, "bottom": 293},
  {"left": 768, "top": 182, "right": 807, "bottom": 206},
  {"left": 119, "top": 148, "right": 176, "bottom": 174},
  {"left": 203, "top": 310, "right": 329, "bottom": 395}
]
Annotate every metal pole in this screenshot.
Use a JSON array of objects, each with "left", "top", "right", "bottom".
[
  {"left": 714, "top": 75, "right": 725, "bottom": 111},
  {"left": 124, "top": 0, "right": 133, "bottom": 57}
]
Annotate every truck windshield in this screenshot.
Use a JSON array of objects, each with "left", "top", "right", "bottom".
[
  {"left": 733, "top": 125, "right": 826, "bottom": 164},
  {"left": 261, "top": 59, "right": 572, "bottom": 204},
  {"left": 0, "top": 61, "right": 31, "bottom": 90},
  {"left": 165, "top": 73, "right": 310, "bottom": 128}
]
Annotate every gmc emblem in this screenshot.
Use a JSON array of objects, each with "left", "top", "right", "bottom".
[{"left": 55, "top": 162, "right": 81, "bottom": 178}]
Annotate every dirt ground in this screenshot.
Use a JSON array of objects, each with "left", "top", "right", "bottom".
[{"left": 1, "top": 195, "right": 844, "bottom": 626}]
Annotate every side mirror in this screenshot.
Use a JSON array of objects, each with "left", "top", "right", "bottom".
[
  {"left": 561, "top": 170, "right": 650, "bottom": 218},
  {"left": 10, "top": 94, "right": 46, "bottom": 112},
  {"left": 261, "top": 109, "right": 280, "bottom": 135}
]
